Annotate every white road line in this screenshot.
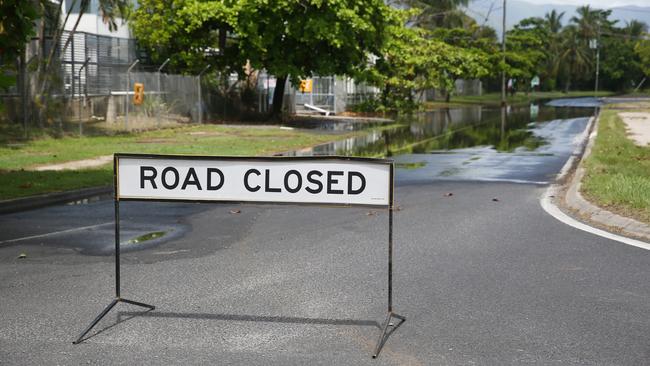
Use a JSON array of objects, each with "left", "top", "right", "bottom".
[
  {"left": 0, "top": 222, "right": 113, "bottom": 245},
  {"left": 540, "top": 114, "right": 650, "bottom": 250},
  {"left": 541, "top": 189, "right": 650, "bottom": 251}
]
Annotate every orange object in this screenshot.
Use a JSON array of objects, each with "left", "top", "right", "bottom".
[
  {"left": 133, "top": 83, "right": 144, "bottom": 105},
  {"left": 299, "top": 79, "right": 313, "bottom": 93}
]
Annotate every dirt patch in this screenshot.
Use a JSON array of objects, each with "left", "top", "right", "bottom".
[
  {"left": 32, "top": 155, "right": 113, "bottom": 171},
  {"left": 186, "top": 131, "right": 225, "bottom": 136},
  {"left": 134, "top": 138, "right": 176, "bottom": 144},
  {"left": 619, "top": 112, "right": 650, "bottom": 146}
]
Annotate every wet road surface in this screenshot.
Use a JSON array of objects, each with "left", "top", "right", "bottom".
[{"left": 1, "top": 100, "right": 649, "bottom": 365}]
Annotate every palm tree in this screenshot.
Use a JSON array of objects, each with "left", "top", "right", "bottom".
[
  {"left": 560, "top": 24, "right": 592, "bottom": 92},
  {"left": 544, "top": 10, "right": 564, "bottom": 89},
  {"left": 544, "top": 10, "right": 564, "bottom": 34},
  {"left": 625, "top": 20, "right": 648, "bottom": 38},
  {"left": 571, "top": 5, "right": 600, "bottom": 40}
]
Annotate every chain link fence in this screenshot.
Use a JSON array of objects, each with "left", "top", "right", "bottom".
[{"left": 1, "top": 31, "right": 208, "bottom": 134}]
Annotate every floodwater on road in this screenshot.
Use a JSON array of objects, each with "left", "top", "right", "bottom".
[
  {"left": 0, "top": 99, "right": 597, "bottom": 256},
  {"left": 288, "top": 102, "right": 595, "bottom": 184}
]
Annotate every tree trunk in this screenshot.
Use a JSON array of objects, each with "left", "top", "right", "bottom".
[
  {"left": 381, "top": 84, "right": 390, "bottom": 107},
  {"left": 40, "top": 0, "right": 85, "bottom": 97},
  {"left": 270, "top": 74, "right": 287, "bottom": 119},
  {"left": 445, "top": 91, "right": 451, "bottom": 103}
]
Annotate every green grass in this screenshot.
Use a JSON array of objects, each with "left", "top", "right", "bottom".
[
  {"left": 0, "top": 124, "right": 356, "bottom": 200},
  {"left": 424, "top": 90, "right": 615, "bottom": 109},
  {"left": 582, "top": 107, "right": 650, "bottom": 224}
]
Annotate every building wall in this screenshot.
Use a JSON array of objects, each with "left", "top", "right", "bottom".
[{"left": 62, "top": 0, "right": 130, "bottom": 38}]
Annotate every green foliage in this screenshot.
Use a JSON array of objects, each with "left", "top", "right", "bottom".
[
  {"left": 0, "top": 0, "right": 40, "bottom": 92},
  {"left": 236, "top": 0, "right": 396, "bottom": 83},
  {"left": 133, "top": 0, "right": 397, "bottom": 116},
  {"left": 600, "top": 36, "right": 642, "bottom": 91},
  {"left": 504, "top": 26, "right": 546, "bottom": 82},
  {"left": 359, "top": 14, "right": 489, "bottom": 111},
  {"left": 131, "top": 0, "right": 235, "bottom": 73},
  {"left": 499, "top": 6, "right": 650, "bottom": 93},
  {"left": 133, "top": 0, "right": 395, "bottom": 79},
  {"left": 0, "top": 0, "right": 39, "bottom": 61},
  {"left": 403, "top": 0, "right": 474, "bottom": 29},
  {"left": 636, "top": 38, "right": 650, "bottom": 78}
]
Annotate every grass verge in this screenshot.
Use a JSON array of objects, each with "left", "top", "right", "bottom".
[
  {"left": 581, "top": 106, "right": 650, "bottom": 224},
  {"left": 0, "top": 124, "right": 356, "bottom": 200}
]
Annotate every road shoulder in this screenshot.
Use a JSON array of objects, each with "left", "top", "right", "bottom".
[{"left": 543, "top": 109, "right": 650, "bottom": 245}]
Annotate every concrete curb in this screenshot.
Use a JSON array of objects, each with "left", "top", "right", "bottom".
[
  {"left": 548, "top": 111, "right": 650, "bottom": 243},
  {"left": 0, "top": 185, "right": 113, "bottom": 215},
  {"left": 563, "top": 113, "right": 650, "bottom": 241}
]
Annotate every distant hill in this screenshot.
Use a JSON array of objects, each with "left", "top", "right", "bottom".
[{"left": 465, "top": 0, "right": 650, "bottom": 37}]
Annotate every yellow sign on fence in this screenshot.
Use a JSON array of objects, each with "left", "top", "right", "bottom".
[
  {"left": 299, "top": 79, "right": 313, "bottom": 93},
  {"left": 133, "top": 83, "right": 144, "bottom": 105}
]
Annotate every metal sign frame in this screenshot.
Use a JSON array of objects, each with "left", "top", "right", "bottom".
[{"left": 73, "top": 153, "right": 405, "bottom": 358}]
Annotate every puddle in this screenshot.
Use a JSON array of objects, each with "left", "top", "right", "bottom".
[
  {"left": 283, "top": 118, "right": 392, "bottom": 132},
  {"left": 283, "top": 102, "right": 595, "bottom": 184},
  {"left": 124, "top": 231, "right": 166, "bottom": 245},
  {"left": 286, "top": 104, "right": 593, "bottom": 157}
]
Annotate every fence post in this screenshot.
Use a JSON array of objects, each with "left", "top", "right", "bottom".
[
  {"left": 157, "top": 58, "right": 170, "bottom": 128},
  {"left": 125, "top": 59, "right": 139, "bottom": 130},
  {"left": 198, "top": 65, "right": 211, "bottom": 124},
  {"left": 78, "top": 57, "right": 91, "bottom": 136}
]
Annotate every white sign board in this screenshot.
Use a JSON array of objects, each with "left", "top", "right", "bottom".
[{"left": 116, "top": 154, "right": 392, "bottom": 207}]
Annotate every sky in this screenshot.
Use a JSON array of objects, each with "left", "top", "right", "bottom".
[{"left": 515, "top": 0, "right": 650, "bottom": 7}]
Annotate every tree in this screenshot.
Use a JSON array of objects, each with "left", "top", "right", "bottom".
[
  {"left": 560, "top": 25, "right": 592, "bottom": 92},
  {"left": 545, "top": 10, "right": 564, "bottom": 34},
  {"left": 0, "top": 0, "right": 39, "bottom": 90},
  {"left": 543, "top": 10, "right": 564, "bottom": 89},
  {"left": 635, "top": 37, "right": 650, "bottom": 78},
  {"left": 0, "top": 1, "right": 39, "bottom": 61},
  {"left": 402, "top": 0, "right": 473, "bottom": 29},
  {"left": 360, "top": 15, "right": 488, "bottom": 110},
  {"left": 430, "top": 25, "right": 496, "bottom": 100},
  {"left": 133, "top": 0, "right": 398, "bottom": 118},
  {"left": 502, "top": 18, "right": 547, "bottom": 92}
]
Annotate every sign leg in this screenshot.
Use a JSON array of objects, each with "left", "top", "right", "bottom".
[
  {"left": 372, "top": 207, "right": 406, "bottom": 358},
  {"left": 72, "top": 197, "right": 155, "bottom": 344}
]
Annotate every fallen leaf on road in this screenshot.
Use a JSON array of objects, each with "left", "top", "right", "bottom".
[{"left": 229, "top": 209, "right": 241, "bottom": 214}]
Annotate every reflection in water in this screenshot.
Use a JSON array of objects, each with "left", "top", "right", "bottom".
[{"left": 287, "top": 104, "right": 594, "bottom": 157}]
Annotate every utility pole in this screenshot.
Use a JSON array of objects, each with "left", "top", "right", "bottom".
[
  {"left": 198, "top": 65, "right": 211, "bottom": 124},
  {"left": 157, "top": 58, "right": 170, "bottom": 128},
  {"left": 501, "top": 0, "right": 507, "bottom": 107},
  {"left": 595, "top": 23, "right": 600, "bottom": 98},
  {"left": 78, "top": 57, "right": 91, "bottom": 136},
  {"left": 125, "top": 59, "right": 139, "bottom": 130}
]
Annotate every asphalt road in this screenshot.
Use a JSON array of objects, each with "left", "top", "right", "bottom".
[{"left": 1, "top": 112, "right": 649, "bottom": 365}]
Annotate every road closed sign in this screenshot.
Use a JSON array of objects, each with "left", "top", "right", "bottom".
[{"left": 115, "top": 154, "right": 392, "bottom": 207}]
